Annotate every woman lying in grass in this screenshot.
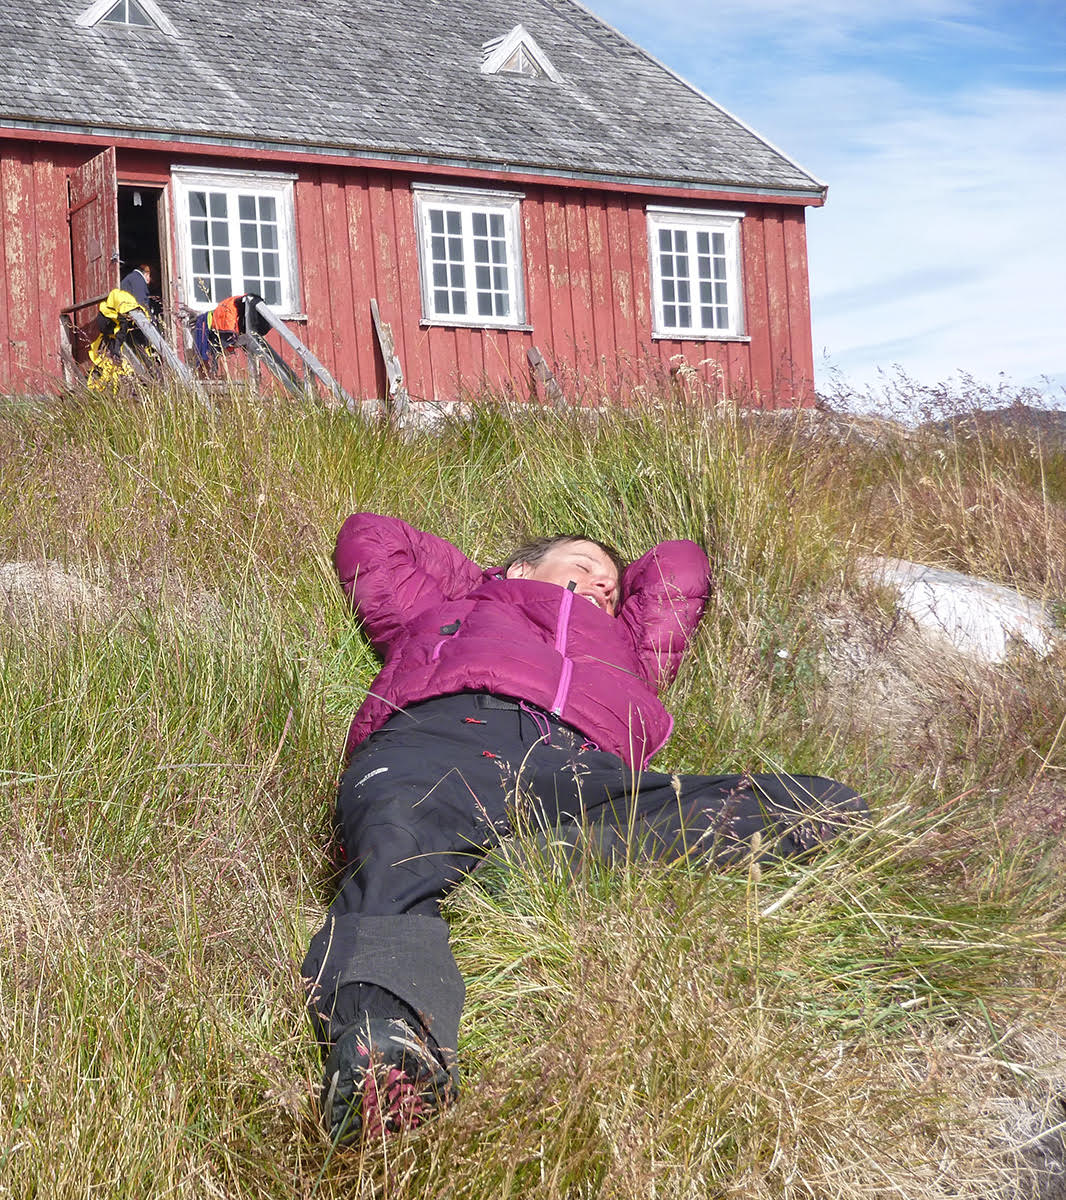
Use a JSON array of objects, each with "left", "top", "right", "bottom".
[{"left": 303, "top": 514, "right": 866, "bottom": 1145}]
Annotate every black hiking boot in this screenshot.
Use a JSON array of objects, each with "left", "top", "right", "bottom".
[{"left": 321, "top": 1017, "right": 457, "bottom": 1144}]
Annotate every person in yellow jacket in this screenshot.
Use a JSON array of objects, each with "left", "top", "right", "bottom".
[{"left": 87, "top": 288, "right": 147, "bottom": 390}]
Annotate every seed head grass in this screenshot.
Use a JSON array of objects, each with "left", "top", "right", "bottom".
[{"left": 1, "top": 378, "right": 1064, "bottom": 1198}]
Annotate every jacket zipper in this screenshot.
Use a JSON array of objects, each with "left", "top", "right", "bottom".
[{"left": 550, "top": 587, "right": 575, "bottom": 715}]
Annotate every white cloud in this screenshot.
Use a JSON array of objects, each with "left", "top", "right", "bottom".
[{"left": 806, "top": 83, "right": 1066, "bottom": 388}]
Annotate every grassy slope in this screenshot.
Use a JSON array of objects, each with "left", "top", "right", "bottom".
[{"left": 1, "top": 383, "right": 1064, "bottom": 1199}]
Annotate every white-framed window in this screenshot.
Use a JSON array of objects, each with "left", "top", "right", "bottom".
[
  {"left": 413, "top": 185, "right": 526, "bottom": 327},
  {"left": 171, "top": 167, "right": 300, "bottom": 315},
  {"left": 647, "top": 207, "right": 745, "bottom": 338},
  {"left": 481, "top": 24, "right": 563, "bottom": 82},
  {"left": 102, "top": 0, "right": 151, "bottom": 26},
  {"left": 76, "top": 0, "right": 175, "bottom": 33}
]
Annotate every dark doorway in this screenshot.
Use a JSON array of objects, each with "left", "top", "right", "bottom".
[{"left": 118, "top": 184, "right": 166, "bottom": 312}]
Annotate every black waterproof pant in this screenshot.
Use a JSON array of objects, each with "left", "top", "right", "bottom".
[{"left": 301, "top": 692, "right": 866, "bottom": 1064}]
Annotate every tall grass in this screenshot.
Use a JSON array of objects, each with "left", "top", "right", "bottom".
[{"left": 1, "top": 379, "right": 1064, "bottom": 1198}]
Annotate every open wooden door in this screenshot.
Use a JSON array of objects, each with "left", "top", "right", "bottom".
[{"left": 68, "top": 147, "right": 119, "bottom": 357}]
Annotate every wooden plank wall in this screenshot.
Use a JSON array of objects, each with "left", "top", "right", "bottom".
[
  {"left": 0, "top": 141, "right": 77, "bottom": 391},
  {"left": 295, "top": 166, "right": 817, "bottom": 408},
  {"left": 0, "top": 136, "right": 816, "bottom": 407}
]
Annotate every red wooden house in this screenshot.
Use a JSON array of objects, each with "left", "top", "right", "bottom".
[{"left": 0, "top": 0, "right": 827, "bottom": 406}]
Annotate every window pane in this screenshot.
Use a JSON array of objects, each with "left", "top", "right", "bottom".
[
  {"left": 696, "top": 231, "right": 710, "bottom": 254},
  {"left": 211, "top": 220, "right": 228, "bottom": 246},
  {"left": 475, "top": 265, "right": 490, "bottom": 290},
  {"left": 192, "top": 248, "right": 209, "bottom": 274},
  {"left": 214, "top": 249, "right": 230, "bottom": 274},
  {"left": 477, "top": 292, "right": 493, "bottom": 316},
  {"left": 238, "top": 195, "right": 256, "bottom": 221},
  {"left": 472, "top": 212, "right": 487, "bottom": 238},
  {"left": 424, "top": 202, "right": 473, "bottom": 318},
  {"left": 712, "top": 232, "right": 725, "bottom": 255},
  {"left": 262, "top": 224, "right": 278, "bottom": 250},
  {"left": 259, "top": 196, "right": 276, "bottom": 222},
  {"left": 493, "top": 266, "right": 507, "bottom": 291},
  {"left": 677, "top": 305, "right": 691, "bottom": 328},
  {"left": 263, "top": 252, "right": 279, "bottom": 276},
  {"left": 659, "top": 229, "right": 672, "bottom": 252},
  {"left": 209, "top": 193, "right": 227, "bottom": 218},
  {"left": 214, "top": 276, "right": 232, "bottom": 299},
  {"left": 243, "top": 251, "right": 259, "bottom": 276},
  {"left": 489, "top": 213, "right": 504, "bottom": 238},
  {"left": 190, "top": 219, "right": 208, "bottom": 245},
  {"left": 189, "top": 192, "right": 207, "bottom": 219},
  {"left": 263, "top": 280, "right": 281, "bottom": 305},
  {"left": 715, "top": 282, "right": 728, "bottom": 305}
]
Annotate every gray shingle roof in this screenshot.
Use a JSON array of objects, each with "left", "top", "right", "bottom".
[{"left": 1, "top": 0, "right": 824, "bottom": 196}]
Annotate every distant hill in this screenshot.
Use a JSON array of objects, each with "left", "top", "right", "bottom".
[{"left": 922, "top": 401, "right": 1066, "bottom": 443}]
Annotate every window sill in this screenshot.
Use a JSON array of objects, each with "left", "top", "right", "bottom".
[
  {"left": 420, "top": 318, "right": 533, "bottom": 333},
  {"left": 652, "top": 332, "right": 751, "bottom": 343}
]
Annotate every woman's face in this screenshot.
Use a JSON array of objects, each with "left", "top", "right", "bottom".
[{"left": 505, "top": 540, "right": 620, "bottom": 615}]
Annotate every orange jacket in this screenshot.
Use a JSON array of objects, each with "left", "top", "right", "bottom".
[{"left": 208, "top": 295, "right": 242, "bottom": 334}]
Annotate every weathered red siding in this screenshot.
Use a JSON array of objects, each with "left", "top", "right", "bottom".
[
  {"left": 0, "top": 141, "right": 80, "bottom": 390},
  {"left": 290, "top": 166, "right": 818, "bottom": 406},
  {"left": 0, "top": 136, "right": 818, "bottom": 406}
]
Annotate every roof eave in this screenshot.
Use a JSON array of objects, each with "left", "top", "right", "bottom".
[{"left": 0, "top": 116, "right": 828, "bottom": 204}]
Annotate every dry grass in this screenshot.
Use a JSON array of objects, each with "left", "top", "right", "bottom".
[{"left": 1, "top": 377, "right": 1065, "bottom": 1198}]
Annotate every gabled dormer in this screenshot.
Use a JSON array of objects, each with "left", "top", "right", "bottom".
[
  {"left": 481, "top": 24, "right": 562, "bottom": 83},
  {"left": 76, "top": 0, "right": 176, "bottom": 35}
]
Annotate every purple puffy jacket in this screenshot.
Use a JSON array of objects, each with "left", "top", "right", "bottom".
[{"left": 335, "top": 515, "right": 712, "bottom": 770}]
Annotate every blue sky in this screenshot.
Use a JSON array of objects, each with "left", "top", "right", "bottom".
[{"left": 592, "top": 0, "right": 1066, "bottom": 399}]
